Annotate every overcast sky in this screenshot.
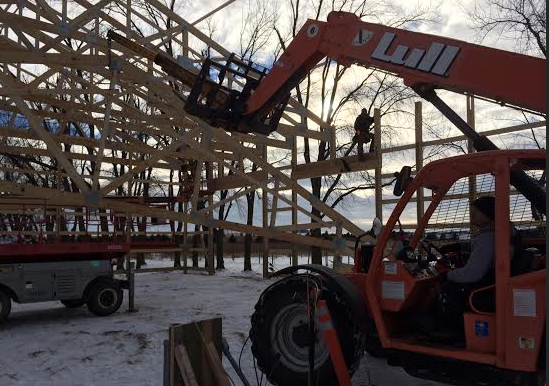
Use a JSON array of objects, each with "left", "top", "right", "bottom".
[{"left": 187, "top": 0, "right": 492, "bottom": 53}]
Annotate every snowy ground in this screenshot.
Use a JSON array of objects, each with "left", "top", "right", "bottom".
[{"left": 0, "top": 256, "right": 445, "bottom": 386}]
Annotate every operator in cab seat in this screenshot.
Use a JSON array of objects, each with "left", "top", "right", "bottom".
[
  {"left": 440, "top": 196, "right": 497, "bottom": 284},
  {"left": 434, "top": 196, "right": 518, "bottom": 340}
]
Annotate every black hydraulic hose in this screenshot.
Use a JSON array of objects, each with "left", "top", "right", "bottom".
[
  {"left": 221, "top": 338, "right": 252, "bottom": 386},
  {"left": 418, "top": 87, "right": 546, "bottom": 216},
  {"left": 308, "top": 282, "right": 317, "bottom": 386}
]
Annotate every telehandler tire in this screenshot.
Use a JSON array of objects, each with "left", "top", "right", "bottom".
[{"left": 250, "top": 273, "right": 364, "bottom": 386}]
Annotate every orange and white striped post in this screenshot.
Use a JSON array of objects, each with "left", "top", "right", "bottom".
[{"left": 315, "top": 299, "right": 353, "bottom": 386}]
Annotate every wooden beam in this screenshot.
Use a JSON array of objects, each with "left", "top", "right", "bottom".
[
  {"left": 374, "top": 108, "right": 382, "bottom": 221},
  {"left": 203, "top": 342, "right": 231, "bottom": 386},
  {"left": 382, "top": 120, "right": 546, "bottom": 154},
  {"left": 415, "top": 101, "right": 424, "bottom": 224},
  {"left": 0, "top": 180, "right": 351, "bottom": 252},
  {"left": 292, "top": 153, "right": 377, "bottom": 180},
  {"left": 191, "top": 0, "right": 236, "bottom": 25},
  {"left": 209, "top": 154, "right": 377, "bottom": 191}
]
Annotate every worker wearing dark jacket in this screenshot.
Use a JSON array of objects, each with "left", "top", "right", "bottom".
[{"left": 353, "top": 108, "right": 374, "bottom": 154}]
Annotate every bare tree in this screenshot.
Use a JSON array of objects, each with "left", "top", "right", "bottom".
[
  {"left": 272, "top": 0, "right": 439, "bottom": 264},
  {"left": 465, "top": 0, "right": 546, "bottom": 57},
  {"left": 232, "top": 0, "right": 278, "bottom": 271}
]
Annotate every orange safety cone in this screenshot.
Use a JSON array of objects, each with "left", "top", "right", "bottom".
[{"left": 315, "top": 299, "right": 353, "bottom": 386}]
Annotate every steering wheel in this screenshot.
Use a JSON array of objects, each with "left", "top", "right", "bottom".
[
  {"left": 419, "top": 239, "right": 443, "bottom": 259},
  {"left": 419, "top": 239, "right": 453, "bottom": 267},
  {"left": 396, "top": 246, "right": 418, "bottom": 263}
]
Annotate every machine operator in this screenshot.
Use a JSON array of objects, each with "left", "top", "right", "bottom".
[
  {"left": 435, "top": 196, "right": 517, "bottom": 337},
  {"left": 439, "top": 196, "right": 496, "bottom": 284}
]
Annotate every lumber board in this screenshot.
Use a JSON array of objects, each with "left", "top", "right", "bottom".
[
  {"left": 174, "top": 345, "right": 200, "bottom": 386},
  {"left": 203, "top": 341, "right": 232, "bottom": 386}
]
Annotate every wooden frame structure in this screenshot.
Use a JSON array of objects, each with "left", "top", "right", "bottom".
[
  {"left": 0, "top": 0, "right": 381, "bottom": 277},
  {"left": 0, "top": 2, "right": 544, "bottom": 277}
]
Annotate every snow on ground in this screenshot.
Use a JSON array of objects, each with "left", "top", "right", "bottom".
[{"left": 0, "top": 256, "right": 445, "bottom": 386}]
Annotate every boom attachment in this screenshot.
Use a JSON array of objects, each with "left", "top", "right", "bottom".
[
  {"left": 184, "top": 54, "right": 287, "bottom": 134},
  {"left": 107, "top": 30, "right": 285, "bottom": 134}
]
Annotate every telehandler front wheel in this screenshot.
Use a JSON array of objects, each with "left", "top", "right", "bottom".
[{"left": 250, "top": 273, "right": 364, "bottom": 386}]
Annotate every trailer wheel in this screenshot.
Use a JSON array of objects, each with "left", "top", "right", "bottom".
[
  {"left": 86, "top": 279, "right": 123, "bottom": 316},
  {"left": 250, "top": 274, "right": 364, "bottom": 386},
  {"left": 0, "top": 289, "right": 11, "bottom": 322},
  {"left": 60, "top": 299, "right": 86, "bottom": 308}
]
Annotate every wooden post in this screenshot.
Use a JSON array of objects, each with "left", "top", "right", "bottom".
[
  {"left": 466, "top": 95, "right": 476, "bottom": 234},
  {"left": 291, "top": 136, "right": 298, "bottom": 266},
  {"left": 269, "top": 178, "right": 280, "bottom": 228},
  {"left": 168, "top": 318, "right": 224, "bottom": 386},
  {"left": 200, "top": 320, "right": 214, "bottom": 386},
  {"left": 170, "top": 323, "right": 185, "bottom": 386},
  {"left": 126, "top": 0, "right": 131, "bottom": 35},
  {"left": 262, "top": 146, "right": 269, "bottom": 278},
  {"left": 374, "top": 108, "right": 382, "bottom": 222},
  {"left": 415, "top": 101, "right": 424, "bottom": 224},
  {"left": 330, "top": 126, "right": 336, "bottom": 160},
  {"left": 206, "top": 162, "right": 214, "bottom": 275},
  {"left": 183, "top": 201, "right": 188, "bottom": 274},
  {"left": 333, "top": 225, "right": 342, "bottom": 268},
  {"left": 182, "top": 28, "right": 189, "bottom": 58}
]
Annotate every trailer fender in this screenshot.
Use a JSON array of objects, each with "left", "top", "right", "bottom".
[{"left": 0, "top": 283, "right": 18, "bottom": 302}]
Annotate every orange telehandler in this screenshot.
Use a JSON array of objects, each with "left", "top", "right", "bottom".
[
  {"left": 110, "top": 10, "right": 546, "bottom": 386},
  {"left": 184, "top": 11, "right": 545, "bottom": 386}
]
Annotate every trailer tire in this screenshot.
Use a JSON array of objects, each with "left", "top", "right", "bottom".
[
  {"left": 61, "top": 299, "right": 86, "bottom": 308},
  {"left": 250, "top": 274, "right": 364, "bottom": 386},
  {"left": 0, "top": 289, "right": 11, "bottom": 322},
  {"left": 86, "top": 279, "right": 122, "bottom": 316}
]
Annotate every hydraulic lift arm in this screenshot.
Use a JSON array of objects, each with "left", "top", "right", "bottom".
[{"left": 243, "top": 11, "right": 545, "bottom": 119}]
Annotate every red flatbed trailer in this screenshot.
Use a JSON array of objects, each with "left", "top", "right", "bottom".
[{"left": 0, "top": 241, "right": 130, "bottom": 264}]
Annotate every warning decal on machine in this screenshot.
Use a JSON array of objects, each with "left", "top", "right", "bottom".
[
  {"left": 475, "top": 320, "right": 489, "bottom": 337},
  {"left": 382, "top": 281, "right": 405, "bottom": 300},
  {"left": 518, "top": 337, "right": 535, "bottom": 349},
  {"left": 384, "top": 262, "right": 397, "bottom": 275},
  {"left": 513, "top": 289, "right": 536, "bottom": 317}
]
